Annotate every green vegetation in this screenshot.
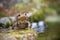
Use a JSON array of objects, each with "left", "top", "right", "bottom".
[
  {"left": 0, "top": 13, "right": 6, "bottom": 18},
  {"left": 5, "top": 18, "right": 12, "bottom": 28},
  {"left": 29, "top": 9, "right": 45, "bottom": 22}
]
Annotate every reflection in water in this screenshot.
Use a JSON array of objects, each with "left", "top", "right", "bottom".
[{"left": 31, "top": 21, "right": 47, "bottom": 33}]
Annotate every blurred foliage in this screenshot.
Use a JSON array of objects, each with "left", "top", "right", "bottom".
[
  {"left": 45, "top": 8, "right": 56, "bottom": 15},
  {"left": 5, "top": 18, "right": 12, "bottom": 28},
  {"left": 0, "top": 13, "right": 6, "bottom": 18},
  {"left": 56, "top": 8, "right": 60, "bottom": 15},
  {"left": 29, "top": 9, "right": 45, "bottom": 22},
  {"left": 38, "top": 0, "right": 60, "bottom": 15},
  {"left": 13, "top": 3, "right": 30, "bottom": 12},
  {"left": 14, "top": 3, "right": 26, "bottom": 9}
]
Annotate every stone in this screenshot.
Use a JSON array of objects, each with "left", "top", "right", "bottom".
[{"left": 6, "top": 36, "right": 17, "bottom": 40}]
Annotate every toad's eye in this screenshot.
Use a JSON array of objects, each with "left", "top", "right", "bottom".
[{"left": 18, "top": 15, "right": 20, "bottom": 16}]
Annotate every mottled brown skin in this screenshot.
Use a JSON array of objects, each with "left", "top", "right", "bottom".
[{"left": 13, "top": 14, "right": 29, "bottom": 29}]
